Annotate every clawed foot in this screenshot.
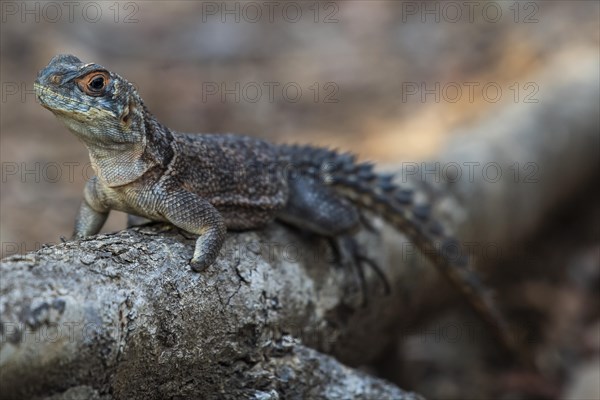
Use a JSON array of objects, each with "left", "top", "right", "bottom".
[
  {"left": 188, "top": 234, "right": 222, "bottom": 273},
  {"left": 329, "top": 235, "right": 391, "bottom": 306},
  {"left": 189, "top": 256, "right": 210, "bottom": 272}
]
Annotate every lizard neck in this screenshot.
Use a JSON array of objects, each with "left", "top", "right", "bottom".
[{"left": 87, "top": 108, "right": 174, "bottom": 188}]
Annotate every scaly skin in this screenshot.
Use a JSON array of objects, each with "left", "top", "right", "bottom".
[{"left": 35, "top": 54, "right": 523, "bottom": 362}]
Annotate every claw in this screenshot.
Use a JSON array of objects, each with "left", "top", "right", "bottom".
[
  {"left": 358, "top": 210, "right": 379, "bottom": 234},
  {"left": 355, "top": 253, "right": 391, "bottom": 296},
  {"left": 329, "top": 235, "right": 390, "bottom": 306},
  {"left": 190, "top": 257, "right": 209, "bottom": 272}
]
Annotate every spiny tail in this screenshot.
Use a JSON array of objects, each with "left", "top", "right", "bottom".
[{"left": 282, "top": 144, "right": 529, "bottom": 365}]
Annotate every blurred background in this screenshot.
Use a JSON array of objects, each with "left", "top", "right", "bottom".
[{"left": 1, "top": 1, "right": 598, "bottom": 399}]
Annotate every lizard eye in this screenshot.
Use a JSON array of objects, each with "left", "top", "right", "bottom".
[
  {"left": 89, "top": 76, "right": 104, "bottom": 90},
  {"left": 76, "top": 71, "right": 110, "bottom": 97}
]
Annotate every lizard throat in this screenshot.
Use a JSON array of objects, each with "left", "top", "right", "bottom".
[
  {"left": 86, "top": 112, "right": 173, "bottom": 187},
  {"left": 87, "top": 139, "right": 159, "bottom": 187}
]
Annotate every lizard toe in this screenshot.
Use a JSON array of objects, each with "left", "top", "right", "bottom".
[{"left": 189, "top": 257, "right": 210, "bottom": 272}]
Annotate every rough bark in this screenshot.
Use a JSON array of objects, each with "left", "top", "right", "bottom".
[
  {"left": 1, "top": 52, "right": 598, "bottom": 399},
  {"left": 0, "top": 221, "right": 420, "bottom": 399}
]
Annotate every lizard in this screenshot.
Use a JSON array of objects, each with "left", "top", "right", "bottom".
[{"left": 34, "top": 54, "right": 522, "bottom": 362}]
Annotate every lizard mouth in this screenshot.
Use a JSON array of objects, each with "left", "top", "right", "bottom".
[
  {"left": 34, "top": 83, "right": 67, "bottom": 112},
  {"left": 33, "top": 83, "right": 51, "bottom": 109},
  {"left": 34, "top": 82, "right": 92, "bottom": 116}
]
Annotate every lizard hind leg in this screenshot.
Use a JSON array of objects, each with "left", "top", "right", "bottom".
[
  {"left": 328, "top": 235, "right": 391, "bottom": 305},
  {"left": 277, "top": 176, "right": 388, "bottom": 304}
]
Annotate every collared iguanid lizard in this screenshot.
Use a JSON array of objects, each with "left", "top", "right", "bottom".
[{"left": 35, "top": 54, "right": 525, "bottom": 364}]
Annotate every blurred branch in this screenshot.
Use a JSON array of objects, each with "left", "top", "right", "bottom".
[{"left": 437, "top": 50, "right": 599, "bottom": 248}]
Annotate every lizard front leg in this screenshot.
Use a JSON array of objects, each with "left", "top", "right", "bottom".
[
  {"left": 158, "top": 189, "right": 227, "bottom": 272},
  {"left": 73, "top": 177, "right": 109, "bottom": 239}
]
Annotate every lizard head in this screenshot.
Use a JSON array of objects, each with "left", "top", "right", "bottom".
[{"left": 35, "top": 54, "right": 146, "bottom": 147}]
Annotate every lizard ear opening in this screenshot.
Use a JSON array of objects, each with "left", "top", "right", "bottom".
[{"left": 120, "top": 99, "right": 136, "bottom": 125}]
